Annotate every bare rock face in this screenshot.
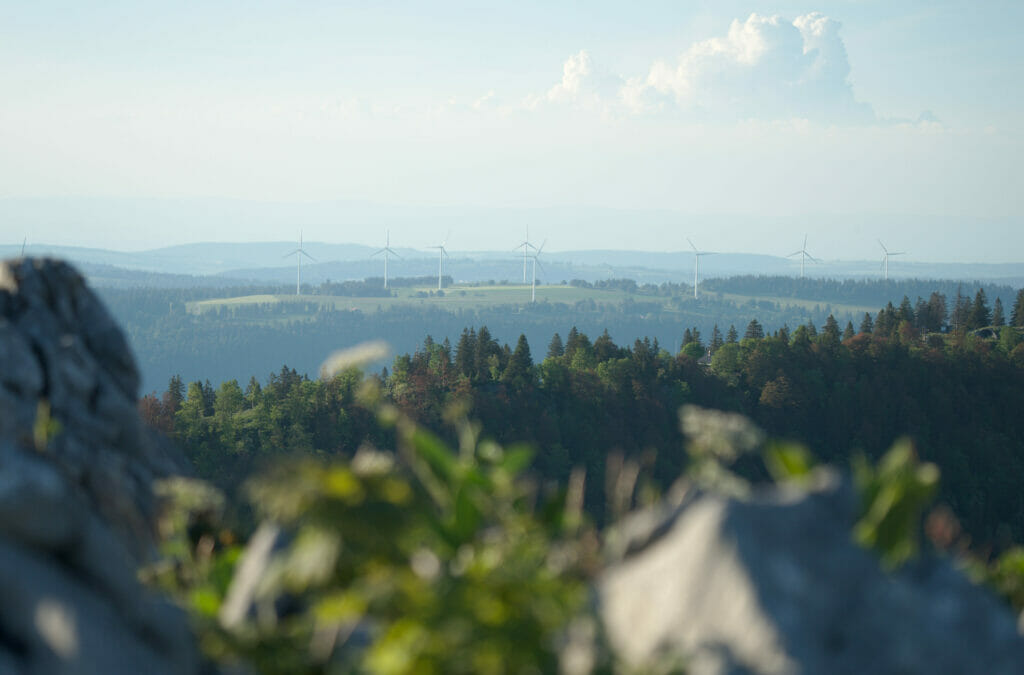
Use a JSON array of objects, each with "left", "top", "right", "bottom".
[
  {"left": 599, "top": 470, "right": 1024, "bottom": 675},
  {"left": 0, "top": 258, "right": 198, "bottom": 674}
]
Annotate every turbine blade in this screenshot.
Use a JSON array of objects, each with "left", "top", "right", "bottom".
[
  {"left": 788, "top": 250, "right": 803, "bottom": 257},
  {"left": 301, "top": 250, "right": 316, "bottom": 261},
  {"left": 878, "top": 239, "right": 888, "bottom": 254},
  {"left": 687, "top": 237, "right": 697, "bottom": 252},
  {"left": 283, "top": 249, "right": 300, "bottom": 258},
  {"left": 536, "top": 239, "right": 546, "bottom": 255}
]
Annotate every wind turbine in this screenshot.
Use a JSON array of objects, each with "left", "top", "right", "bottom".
[
  {"left": 787, "top": 234, "right": 820, "bottom": 279},
  {"left": 371, "top": 229, "right": 402, "bottom": 289},
  {"left": 429, "top": 232, "right": 450, "bottom": 291},
  {"left": 878, "top": 239, "right": 906, "bottom": 281},
  {"left": 20, "top": 238, "right": 26, "bottom": 257},
  {"left": 283, "top": 231, "right": 315, "bottom": 296},
  {"left": 513, "top": 227, "right": 538, "bottom": 284},
  {"left": 529, "top": 240, "right": 546, "bottom": 302},
  {"left": 688, "top": 237, "right": 715, "bottom": 299}
]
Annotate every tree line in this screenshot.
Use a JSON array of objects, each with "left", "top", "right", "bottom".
[{"left": 142, "top": 287, "right": 1024, "bottom": 550}]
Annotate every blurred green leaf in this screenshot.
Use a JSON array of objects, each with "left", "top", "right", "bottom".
[
  {"left": 764, "top": 442, "right": 815, "bottom": 483},
  {"left": 853, "top": 439, "right": 939, "bottom": 569}
]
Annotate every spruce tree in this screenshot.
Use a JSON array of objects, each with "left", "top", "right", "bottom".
[
  {"left": 843, "top": 321, "right": 855, "bottom": 341},
  {"left": 166, "top": 375, "right": 185, "bottom": 412},
  {"left": 744, "top": 319, "right": 764, "bottom": 340},
  {"left": 594, "top": 329, "right": 619, "bottom": 362},
  {"left": 992, "top": 298, "right": 1006, "bottom": 327},
  {"left": 969, "top": 289, "right": 991, "bottom": 329},
  {"left": 726, "top": 325, "right": 738, "bottom": 344},
  {"left": 455, "top": 328, "right": 476, "bottom": 377},
  {"left": 711, "top": 324, "right": 724, "bottom": 351},
  {"left": 502, "top": 334, "right": 534, "bottom": 388},
  {"left": 1013, "top": 289, "right": 1024, "bottom": 327},
  {"left": 546, "top": 333, "right": 564, "bottom": 359},
  {"left": 821, "top": 315, "right": 841, "bottom": 349},
  {"left": 859, "top": 312, "right": 874, "bottom": 334}
]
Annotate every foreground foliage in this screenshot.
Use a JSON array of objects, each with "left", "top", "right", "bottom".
[{"left": 151, "top": 387, "right": 599, "bottom": 674}]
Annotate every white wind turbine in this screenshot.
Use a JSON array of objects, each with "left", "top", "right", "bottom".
[
  {"left": 688, "top": 237, "right": 715, "bottom": 299},
  {"left": 514, "top": 227, "right": 538, "bottom": 284},
  {"left": 787, "top": 234, "right": 820, "bottom": 279},
  {"left": 878, "top": 239, "right": 906, "bottom": 281},
  {"left": 283, "top": 231, "right": 315, "bottom": 296},
  {"left": 371, "top": 230, "right": 402, "bottom": 289},
  {"left": 429, "top": 232, "right": 451, "bottom": 291},
  {"left": 529, "top": 240, "right": 546, "bottom": 302}
]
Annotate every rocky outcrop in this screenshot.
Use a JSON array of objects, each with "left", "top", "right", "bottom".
[
  {"left": 0, "top": 258, "right": 198, "bottom": 674},
  {"left": 599, "top": 470, "right": 1024, "bottom": 674}
]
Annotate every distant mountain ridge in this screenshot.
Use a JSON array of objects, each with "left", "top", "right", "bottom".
[{"left": 3, "top": 242, "right": 1024, "bottom": 287}]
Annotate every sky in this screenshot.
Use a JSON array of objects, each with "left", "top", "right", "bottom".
[{"left": 1, "top": 1, "right": 1022, "bottom": 262}]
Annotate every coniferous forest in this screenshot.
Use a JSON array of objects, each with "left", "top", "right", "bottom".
[{"left": 142, "top": 285, "right": 1024, "bottom": 551}]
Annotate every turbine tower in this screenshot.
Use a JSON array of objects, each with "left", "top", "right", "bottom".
[
  {"left": 514, "top": 227, "right": 537, "bottom": 284},
  {"left": 787, "top": 234, "right": 820, "bottom": 279},
  {"left": 529, "top": 240, "right": 546, "bottom": 303},
  {"left": 429, "top": 232, "right": 450, "bottom": 291},
  {"left": 878, "top": 239, "right": 906, "bottom": 281},
  {"left": 688, "top": 237, "right": 715, "bottom": 299},
  {"left": 371, "top": 230, "right": 402, "bottom": 289},
  {"left": 283, "top": 230, "right": 315, "bottom": 296}
]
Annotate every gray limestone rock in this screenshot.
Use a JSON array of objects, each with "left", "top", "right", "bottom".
[
  {"left": 0, "top": 258, "right": 199, "bottom": 674},
  {"left": 599, "top": 470, "right": 1024, "bottom": 674}
]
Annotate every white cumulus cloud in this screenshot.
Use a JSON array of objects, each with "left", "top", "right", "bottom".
[
  {"left": 524, "top": 50, "right": 624, "bottom": 113},
  {"left": 536, "top": 13, "right": 873, "bottom": 123},
  {"left": 630, "top": 13, "right": 871, "bottom": 121}
]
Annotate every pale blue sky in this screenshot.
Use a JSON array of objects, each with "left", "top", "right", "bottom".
[{"left": 1, "top": 1, "right": 1021, "bottom": 261}]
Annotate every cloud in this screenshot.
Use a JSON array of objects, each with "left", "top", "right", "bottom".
[
  {"left": 524, "top": 50, "right": 624, "bottom": 113},
  {"left": 537, "top": 13, "right": 874, "bottom": 123},
  {"left": 630, "top": 13, "right": 871, "bottom": 121}
]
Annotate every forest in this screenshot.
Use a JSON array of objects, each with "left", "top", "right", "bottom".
[
  {"left": 143, "top": 286, "right": 1024, "bottom": 551},
  {"left": 100, "top": 276, "right": 1020, "bottom": 396}
]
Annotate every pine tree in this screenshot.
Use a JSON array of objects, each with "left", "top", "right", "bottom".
[
  {"left": 1012, "top": 289, "right": 1024, "bottom": 327},
  {"left": 926, "top": 292, "right": 948, "bottom": 332},
  {"left": 951, "top": 285, "right": 970, "bottom": 331},
  {"left": 776, "top": 324, "right": 790, "bottom": 343},
  {"left": 744, "top": 319, "right": 764, "bottom": 340},
  {"left": 859, "top": 312, "right": 874, "bottom": 335},
  {"left": 475, "top": 326, "right": 498, "bottom": 380},
  {"left": 821, "top": 315, "right": 841, "bottom": 349},
  {"left": 710, "top": 324, "right": 724, "bottom": 351},
  {"left": 594, "top": 329, "right": 619, "bottom": 362},
  {"left": 166, "top": 375, "right": 185, "bottom": 413},
  {"left": 502, "top": 334, "right": 534, "bottom": 388},
  {"left": 546, "top": 332, "right": 564, "bottom": 359},
  {"left": 682, "top": 328, "right": 693, "bottom": 346},
  {"left": 565, "top": 326, "right": 582, "bottom": 360},
  {"left": 992, "top": 298, "right": 1006, "bottom": 327},
  {"left": 898, "top": 296, "right": 915, "bottom": 323},
  {"left": 843, "top": 321, "right": 855, "bottom": 341},
  {"left": 969, "top": 289, "right": 991, "bottom": 329},
  {"left": 455, "top": 328, "right": 476, "bottom": 377},
  {"left": 726, "top": 325, "right": 738, "bottom": 344}
]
